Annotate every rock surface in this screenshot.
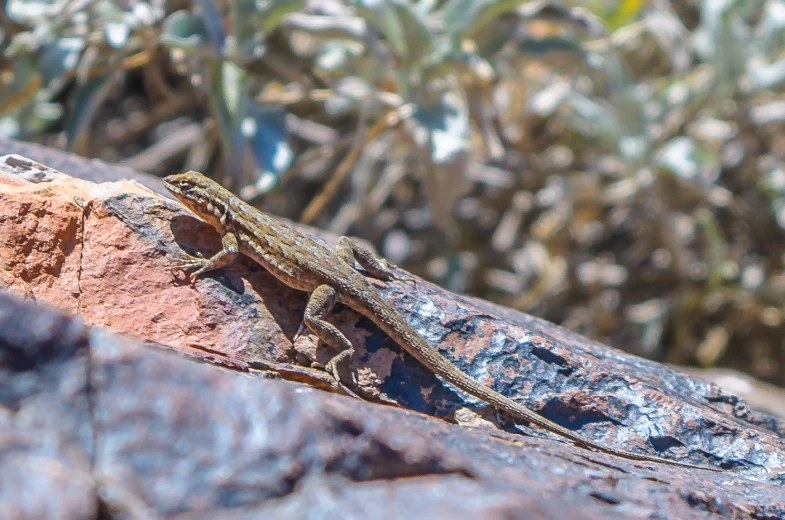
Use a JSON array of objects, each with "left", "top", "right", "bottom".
[
  {"left": 1, "top": 290, "right": 784, "bottom": 519},
  {"left": 0, "top": 138, "right": 168, "bottom": 194},
  {"left": 0, "top": 150, "right": 784, "bottom": 518}
]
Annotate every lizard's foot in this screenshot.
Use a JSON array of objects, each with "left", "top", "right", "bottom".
[
  {"left": 375, "top": 258, "right": 419, "bottom": 286},
  {"left": 336, "top": 236, "right": 418, "bottom": 286},
  {"left": 388, "top": 268, "right": 418, "bottom": 287},
  {"left": 170, "top": 253, "right": 210, "bottom": 284},
  {"left": 324, "top": 349, "right": 358, "bottom": 387}
]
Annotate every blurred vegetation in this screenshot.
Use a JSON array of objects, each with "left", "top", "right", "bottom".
[{"left": 4, "top": 0, "right": 785, "bottom": 386}]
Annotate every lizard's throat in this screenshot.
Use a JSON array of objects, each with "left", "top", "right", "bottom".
[{"left": 183, "top": 196, "right": 225, "bottom": 227}]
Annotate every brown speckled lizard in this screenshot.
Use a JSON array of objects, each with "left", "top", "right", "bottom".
[{"left": 163, "top": 170, "right": 720, "bottom": 472}]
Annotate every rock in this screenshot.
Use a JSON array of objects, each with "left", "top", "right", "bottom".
[
  {"left": 0, "top": 138, "right": 167, "bottom": 195},
  {"left": 0, "top": 150, "right": 784, "bottom": 517},
  {"left": 1, "top": 290, "right": 784, "bottom": 518}
]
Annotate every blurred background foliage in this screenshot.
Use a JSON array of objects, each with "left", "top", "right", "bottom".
[{"left": 4, "top": 0, "right": 785, "bottom": 387}]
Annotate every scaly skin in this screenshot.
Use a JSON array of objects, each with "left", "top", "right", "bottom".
[{"left": 163, "top": 170, "right": 720, "bottom": 472}]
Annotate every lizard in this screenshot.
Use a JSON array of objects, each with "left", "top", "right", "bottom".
[{"left": 162, "top": 170, "right": 721, "bottom": 472}]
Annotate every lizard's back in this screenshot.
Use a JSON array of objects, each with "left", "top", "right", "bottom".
[{"left": 228, "top": 204, "right": 362, "bottom": 293}]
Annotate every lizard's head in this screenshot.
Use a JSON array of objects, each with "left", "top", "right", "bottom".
[{"left": 163, "top": 171, "right": 229, "bottom": 226}]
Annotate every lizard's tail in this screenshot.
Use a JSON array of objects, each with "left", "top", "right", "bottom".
[{"left": 347, "top": 291, "right": 719, "bottom": 471}]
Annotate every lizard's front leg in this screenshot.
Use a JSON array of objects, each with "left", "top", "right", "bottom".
[
  {"left": 303, "top": 284, "right": 357, "bottom": 385},
  {"left": 172, "top": 230, "right": 239, "bottom": 283}
]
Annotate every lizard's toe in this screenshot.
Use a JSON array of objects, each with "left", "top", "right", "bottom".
[{"left": 325, "top": 359, "right": 342, "bottom": 384}]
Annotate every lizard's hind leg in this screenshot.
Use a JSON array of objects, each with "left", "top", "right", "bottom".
[
  {"left": 337, "top": 236, "right": 393, "bottom": 280},
  {"left": 337, "top": 236, "right": 417, "bottom": 285},
  {"left": 304, "top": 284, "right": 357, "bottom": 386}
]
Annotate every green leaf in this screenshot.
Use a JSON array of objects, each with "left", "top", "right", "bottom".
[
  {"left": 518, "top": 36, "right": 585, "bottom": 57},
  {"left": 694, "top": 207, "right": 728, "bottom": 290},
  {"left": 227, "top": 0, "right": 260, "bottom": 45},
  {"left": 315, "top": 41, "right": 365, "bottom": 73},
  {"left": 221, "top": 61, "right": 247, "bottom": 121},
  {"left": 755, "top": 0, "right": 785, "bottom": 42},
  {"left": 603, "top": 0, "right": 647, "bottom": 32},
  {"left": 206, "top": 60, "right": 244, "bottom": 179},
  {"left": 387, "top": 0, "right": 434, "bottom": 69},
  {"left": 105, "top": 21, "right": 130, "bottom": 48},
  {"left": 245, "top": 103, "right": 292, "bottom": 188},
  {"left": 65, "top": 75, "right": 115, "bottom": 152},
  {"left": 746, "top": 56, "right": 785, "bottom": 92},
  {"left": 413, "top": 89, "right": 472, "bottom": 229},
  {"left": 39, "top": 38, "right": 84, "bottom": 90},
  {"left": 356, "top": 0, "right": 408, "bottom": 62},
  {"left": 561, "top": 90, "right": 623, "bottom": 148},
  {"left": 414, "top": 90, "right": 470, "bottom": 164},
  {"left": 659, "top": 137, "right": 698, "bottom": 178},
  {"left": 441, "top": 0, "right": 530, "bottom": 44},
  {"left": 280, "top": 13, "right": 367, "bottom": 42},
  {"left": 0, "top": 54, "right": 42, "bottom": 118},
  {"left": 161, "top": 10, "right": 210, "bottom": 50},
  {"left": 195, "top": 0, "right": 227, "bottom": 54},
  {"left": 697, "top": 0, "right": 749, "bottom": 85},
  {"left": 354, "top": 0, "right": 434, "bottom": 73},
  {"left": 657, "top": 136, "right": 720, "bottom": 179},
  {"left": 256, "top": 0, "right": 306, "bottom": 34},
  {"left": 6, "top": 0, "right": 60, "bottom": 22}
]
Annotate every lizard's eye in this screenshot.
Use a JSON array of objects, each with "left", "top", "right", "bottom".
[{"left": 178, "top": 180, "right": 191, "bottom": 190}]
